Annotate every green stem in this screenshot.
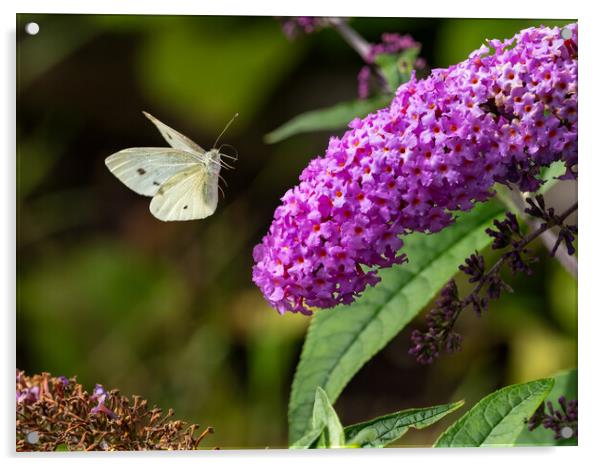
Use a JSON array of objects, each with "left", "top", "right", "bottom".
[
  {"left": 326, "top": 18, "right": 389, "bottom": 91},
  {"left": 326, "top": 18, "right": 372, "bottom": 62}
]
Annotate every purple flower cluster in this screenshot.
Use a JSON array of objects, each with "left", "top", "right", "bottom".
[
  {"left": 279, "top": 17, "right": 329, "bottom": 39},
  {"left": 366, "top": 33, "right": 422, "bottom": 63},
  {"left": 253, "top": 24, "right": 578, "bottom": 315}
]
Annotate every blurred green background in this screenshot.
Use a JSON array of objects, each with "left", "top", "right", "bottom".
[{"left": 16, "top": 15, "right": 576, "bottom": 448}]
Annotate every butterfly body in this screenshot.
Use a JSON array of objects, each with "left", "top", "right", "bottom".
[{"left": 105, "top": 112, "right": 236, "bottom": 222}]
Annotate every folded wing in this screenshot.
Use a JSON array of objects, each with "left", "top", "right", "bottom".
[{"left": 149, "top": 166, "right": 219, "bottom": 221}]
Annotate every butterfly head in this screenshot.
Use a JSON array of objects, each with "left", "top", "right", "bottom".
[{"left": 205, "top": 149, "right": 223, "bottom": 174}]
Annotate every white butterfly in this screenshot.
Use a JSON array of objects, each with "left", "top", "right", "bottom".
[{"left": 105, "top": 112, "right": 237, "bottom": 222}]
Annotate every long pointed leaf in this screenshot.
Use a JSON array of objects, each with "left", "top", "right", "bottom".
[
  {"left": 434, "top": 378, "right": 554, "bottom": 447},
  {"left": 345, "top": 401, "right": 464, "bottom": 448},
  {"left": 289, "top": 426, "right": 325, "bottom": 449},
  {"left": 311, "top": 387, "right": 345, "bottom": 448},
  {"left": 264, "top": 95, "right": 391, "bottom": 144}
]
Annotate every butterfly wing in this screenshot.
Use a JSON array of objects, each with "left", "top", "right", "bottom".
[
  {"left": 149, "top": 166, "right": 219, "bottom": 221},
  {"left": 105, "top": 147, "right": 202, "bottom": 197},
  {"left": 143, "top": 112, "right": 205, "bottom": 154}
]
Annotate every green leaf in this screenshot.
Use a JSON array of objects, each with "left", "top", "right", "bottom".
[
  {"left": 345, "top": 401, "right": 465, "bottom": 448},
  {"left": 288, "top": 200, "right": 506, "bottom": 443},
  {"left": 374, "top": 48, "right": 419, "bottom": 92},
  {"left": 434, "top": 378, "right": 555, "bottom": 447},
  {"left": 310, "top": 387, "right": 345, "bottom": 448},
  {"left": 397, "top": 47, "right": 420, "bottom": 84},
  {"left": 374, "top": 48, "right": 420, "bottom": 92},
  {"left": 374, "top": 54, "right": 402, "bottom": 92},
  {"left": 290, "top": 426, "right": 325, "bottom": 449},
  {"left": 515, "top": 369, "right": 577, "bottom": 446},
  {"left": 264, "top": 95, "right": 391, "bottom": 144}
]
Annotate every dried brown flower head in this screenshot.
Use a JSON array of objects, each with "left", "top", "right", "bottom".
[{"left": 16, "top": 370, "right": 214, "bottom": 451}]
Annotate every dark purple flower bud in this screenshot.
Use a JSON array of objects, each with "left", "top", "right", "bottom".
[
  {"left": 415, "top": 57, "right": 427, "bottom": 70},
  {"left": 485, "top": 274, "right": 512, "bottom": 300},
  {"left": 445, "top": 332, "right": 463, "bottom": 353},
  {"left": 409, "top": 280, "right": 465, "bottom": 363},
  {"left": 358, "top": 66, "right": 372, "bottom": 100},
  {"left": 459, "top": 252, "right": 486, "bottom": 283},
  {"left": 505, "top": 248, "right": 538, "bottom": 275},
  {"left": 527, "top": 396, "right": 577, "bottom": 440},
  {"left": 57, "top": 376, "right": 69, "bottom": 387},
  {"left": 468, "top": 294, "right": 488, "bottom": 315},
  {"left": 524, "top": 194, "right": 549, "bottom": 219},
  {"left": 486, "top": 213, "right": 522, "bottom": 250}
]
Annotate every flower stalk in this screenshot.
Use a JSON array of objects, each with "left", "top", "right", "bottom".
[
  {"left": 410, "top": 199, "right": 577, "bottom": 364},
  {"left": 500, "top": 186, "right": 577, "bottom": 278},
  {"left": 326, "top": 17, "right": 372, "bottom": 62}
]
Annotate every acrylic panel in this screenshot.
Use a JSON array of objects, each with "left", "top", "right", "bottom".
[{"left": 16, "top": 14, "right": 577, "bottom": 450}]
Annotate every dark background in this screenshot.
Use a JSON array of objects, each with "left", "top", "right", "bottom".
[{"left": 17, "top": 15, "right": 576, "bottom": 448}]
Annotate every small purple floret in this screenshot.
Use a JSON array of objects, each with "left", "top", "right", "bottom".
[
  {"left": 90, "top": 384, "right": 118, "bottom": 420},
  {"left": 57, "top": 376, "right": 69, "bottom": 387},
  {"left": 16, "top": 386, "right": 40, "bottom": 404}
]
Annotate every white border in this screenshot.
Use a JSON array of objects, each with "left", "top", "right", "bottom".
[{"left": 3, "top": 1, "right": 601, "bottom": 465}]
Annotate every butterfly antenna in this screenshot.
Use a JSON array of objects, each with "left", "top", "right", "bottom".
[
  {"left": 218, "top": 155, "right": 235, "bottom": 169},
  {"left": 206, "top": 157, "right": 234, "bottom": 170},
  {"left": 218, "top": 143, "right": 239, "bottom": 161},
  {"left": 213, "top": 113, "right": 239, "bottom": 149}
]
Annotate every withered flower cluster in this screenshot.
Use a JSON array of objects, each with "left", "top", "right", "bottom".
[
  {"left": 409, "top": 195, "right": 577, "bottom": 364},
  {"left": 16, "top": 370, "right": 213, "bottom": 451},
  {"left": 527, "top": 396, "right": 578, "bottom": 440}
]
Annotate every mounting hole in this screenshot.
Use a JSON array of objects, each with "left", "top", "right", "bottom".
[
  {"left": 25, "top": 22, "right": 40, "bottom": 35},
  {"left": 561, "top": 27, "right": 573, "bottom": 40},
  {"left": 26, "top": 431, "right": 40, "bottom": 444},
  {"left": 560, "top": 426, "right": 574, "bottom": 439}
]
